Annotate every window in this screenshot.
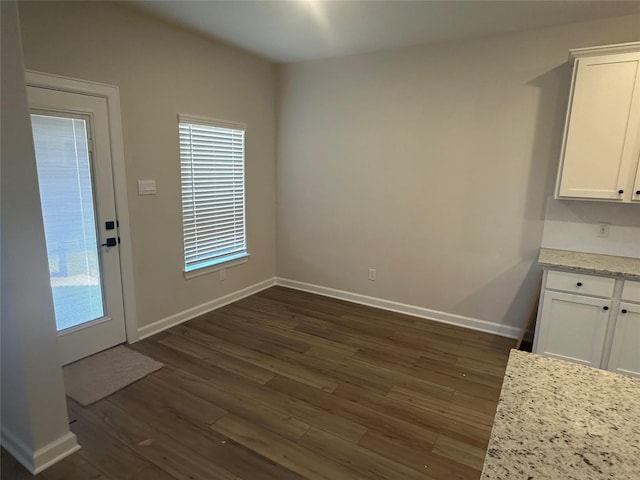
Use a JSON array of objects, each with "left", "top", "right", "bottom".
[{"left": 179, "top": 115, "right": 247, "bottom": 276}]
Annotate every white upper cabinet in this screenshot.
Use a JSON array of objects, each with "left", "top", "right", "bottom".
[{"left": 556, "top": 43, "right": 640, "bottom": 202}]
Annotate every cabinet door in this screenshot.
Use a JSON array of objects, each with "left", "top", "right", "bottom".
[
  {"left": 536, "top": 291, "right": 610, "bottom": 368},
  {"left": 633, "top": 161, "right": 640, "bottom": 203},
  {"left": 558, "top": 52, "right": 640, "bottom": 200},
  {"left": 607, "top": 303, "right": 640, "bottom": 378}
]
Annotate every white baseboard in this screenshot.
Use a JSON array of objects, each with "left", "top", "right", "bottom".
[
  {"left": 275, "top": 277, "right": 520, "bottom": 339},
  {"left": 1, "top": 427, "right": 80, "bottom": 474},
  {"left": 134, "top": 275, "right": 518, "bottom": 341},
  {"left": 32, "top": 432, "right": 81, "bottom": 474},
  {"left": 137, "top": 277, "right": 277, "bottom": 340}
]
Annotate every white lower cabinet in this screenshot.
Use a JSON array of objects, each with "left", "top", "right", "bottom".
[
  {"left": 536, "top": 291, "right": 610, "bottom": 368},
  {"left": 534, "top": 270, "right": 640, "bottom": 378},
  {"left": 607, "top": 303, "right": 640, "bottom": 378}
]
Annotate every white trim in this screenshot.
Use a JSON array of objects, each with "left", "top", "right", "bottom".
[
  {"left": 24, "top": 70, "right": 139, "bottom": 343},
  {"left": 1, "top": 428, "right": 80, "bottom": 475},
  {"left": 137, "top": 277, "right": 276, "bottom": 340},
  {"left": 1, "top": 427, "right": 34, "bottom": 473},
  {"left": 569, "top": 41, "right": 640, "bottom": 64},
  {"left": 32, "top": 432, "right": 81, "bottom": 474},
  {"left": 178, "top": 113, "right": 247, "bottom": 131},
  {"left": 275, "top": 278, "right": 520, "bottom": 339},
  {"left": 136, "top": 274, "right": 519, "bottom": 342},
  {"left": 184, "top": 253, "right": 250, "bottom": 279},
  {"left": 24, "top": 70, "right": 120, "bottom": 97}
]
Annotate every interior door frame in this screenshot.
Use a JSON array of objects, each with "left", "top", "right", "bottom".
[{"left": 26, "top": 70, "right": 139, "bottom": 344}]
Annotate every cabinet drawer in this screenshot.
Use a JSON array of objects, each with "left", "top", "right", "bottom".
[
  {"left": 622, "top": 281, "right": 640, "bottom": 303},
  {"left": 546, "top": 270, "right": 615, "bottom": 298}
]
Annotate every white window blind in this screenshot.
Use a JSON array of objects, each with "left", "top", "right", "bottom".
[{"left": 179, "top": 115, "right": 247, "bottom": 272}]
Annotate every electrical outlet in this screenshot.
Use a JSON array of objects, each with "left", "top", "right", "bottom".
[
  {"left": 368, "top": 268, "right": 376, "bottom": 281},
  {"left": 598, "top": 224, "right": 610, "bottom": 238},
  {"left": 219, "top": 269, "right": 226, "bottom": 281}
]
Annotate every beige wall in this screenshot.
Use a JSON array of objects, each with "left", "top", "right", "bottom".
[
  {"left": 276, "top": 14, "right": 640, "bottom": 328},
  {"left": 18, "top": 1, "right": 277, "bottom": 330},
  {"left": 1, "top": 0, "right": 76, "bottom": 470},
  {"left": 16, "top": 2, "right": 640, "bottom": 333}
]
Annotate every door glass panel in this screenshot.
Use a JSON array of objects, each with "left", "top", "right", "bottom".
[{"left": 31, "top": 114, "right": 105, "bottom": 331}]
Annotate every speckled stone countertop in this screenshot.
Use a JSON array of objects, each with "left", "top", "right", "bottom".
[
  {"left": 480, "top": 350, "right": 640, "bottom": 480},
  {"left": 539, "top": 248, "right": 640, "bottom": 280}
]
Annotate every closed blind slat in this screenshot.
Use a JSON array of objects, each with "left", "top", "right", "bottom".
[{"left": 179, "top": 120, "right": 246, "bottom": 271}]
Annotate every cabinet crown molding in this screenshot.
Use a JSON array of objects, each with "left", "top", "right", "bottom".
[{"left": 569, "top": 41, "right": 640, "bottom": 64}]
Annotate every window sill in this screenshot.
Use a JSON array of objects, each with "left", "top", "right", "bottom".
[{"left": 183, "top": 252, "right": 250, "bottom": 279}]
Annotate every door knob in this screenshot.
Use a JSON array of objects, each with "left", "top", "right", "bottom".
[
  {"left": 621, "top": 309, "right": 628, "bottom": 314},
  {"left": 618, "top": 189, "right": 624, "bottom": 194},
  {"left": 101, "top": 237, "right": 117, "bottom": 247},
  {"left": 603, "top": 306, "right": 609, "bottom": 311}
]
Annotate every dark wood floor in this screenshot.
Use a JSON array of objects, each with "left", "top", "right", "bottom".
[{"left": 2, "top": 286, "right": 514, "bottom": 480}]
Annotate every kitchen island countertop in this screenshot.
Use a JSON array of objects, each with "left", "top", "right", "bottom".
[{"left": 480, "top": 349, "right": 640, "bottom": 480}]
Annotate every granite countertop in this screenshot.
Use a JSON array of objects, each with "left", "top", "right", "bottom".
[
  {"left": 481, "top": 350, "right": 640, "bottom": 480},
  {"left": 538, "top": 248, "right": 640, "bottom": 280}
]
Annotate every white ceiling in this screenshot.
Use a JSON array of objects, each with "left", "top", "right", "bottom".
[{"left": 125, "top": 1, "right": 640, "bottom": 63}]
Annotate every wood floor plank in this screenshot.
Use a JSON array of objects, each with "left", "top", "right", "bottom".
[
  {"left": 38, "top": 455, "right": 108, "bottom": 480},
  {"left": 450, "top": 391, "right": 500, "bottom": 416},
  {"left": 1, "top": 447, "right": 111, "bottom": 480},
  {"left": 154, "top": 368, "right": 312, "bottom": 441},
  {"left": 187, "top": 316, "right": 265, "bottom": 350},
  {"left": 387, "top": 385, "right": 495, "bottom": 431},
  {"left": 307, "top": 345, "right": 457, "bottom": 400},
  {"left": 261, "top": 343, "right": 395, "bottom": 394},
  {"left": 107, "top": 382, "right": 305, "bottom": 480},
  {"left": 212, "top": 341, "right": 340, "bottom": 392},
  {"left": 159, "top": 331, "right": 214, "bottom": 359},
  {"left": 212, "top": 414, "right": 370, "bottom": 480},
  {"left": 432, "top": 434, "right": 487, "bottom": 471},
  {"left": 206, "top": 314, "right": 313, "bottom": 354},
  {"left": 351, "top": 348, "right": 503, "bottom": 402},
  {"left": 267, "top": 375, "right": 444, "bottom": 449},
  {"left": 334, "top": 379, "right": 491, "bottom": 449},
  {"left": 71, "top": 398, "right": 238, "bottom": 480},
  {"left": 352, "top": 346, "right": 421, "bottom": 369},
  {"left": 295, "top": 321, "right": 425, "bottom": 360},
  {"left": 1, "top": 448, "right": 44, "bottom": 480},
  {"left": 235, "top": 298, "right": 335, "bottom": 330},
  {"left": 298, "top": 427, "right": 440, "bottom": 480},
  {"left": 257, "top": 288, "right": 356, "bottom": 320},
  {"left": 6, "top": 286, "right": 512, "bottom": 480},
  {"left": 413, "top": 357, "right": 505, "bottom": 389},
  {"left": 129, "top": 339, "right": 220, "bottom": 380},
  {"left": 358, "top": 429, "right": 481, "bottom": 480},
  {"left": 219, "top": 310, "right": 359, "bottom": 356},
  {"left": 162, "top": 363, "right": 367, "bottom": 443},
  {"left": 67, "top": 401, "right": 178, "bottom": 480},
  {"left": 455, "top": 355, "right": 509, "bottom": 377},
  {"left": 129, "top": 372, "right": 228, "bottom": 425},
  {"left": 164, "top": 326, "right": 276, "bottom": 384}
]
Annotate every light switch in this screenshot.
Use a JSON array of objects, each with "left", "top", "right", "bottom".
[{"left": 137, "top": 179, "right": 157, "bottom": 195}]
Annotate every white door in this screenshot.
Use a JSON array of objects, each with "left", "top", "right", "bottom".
[
  {"left": 607, "top": 303, "right": 640, "bottom": 378},
  {"left": 536, "top": 291, "right": 610, "bottom": 368},
  {"left": 28, "top": 86, "right": 126, "bottom": 365}
]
